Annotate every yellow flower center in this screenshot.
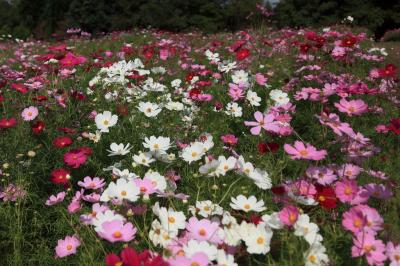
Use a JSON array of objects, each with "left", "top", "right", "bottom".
[
  {"left": 120, "top": 190, "right": 127, "bottom": 196},
  {"left": 308, "top": 255, "right": 317, "bottom": 263},
  {"left": 103, "top": 120, "right": 109, "bottom": 125},
  {"left": 66, "top": 245, "right": 73, "bottom": 250},
  {"left": 168, "top": 216, "right": 175, "bottom": 223},
  {"left": 113, "top": 231, "right": 122, "bottom": 238},
  {"left": 191, "top": 152, "right": 198, "bottom": 157},
  {"left": 299, "top": 150, "right": 308, "bottom": 156},
  {"left": 244, "top": 204, "right": 251, "bottom": 210},
  {"left": 198, "top": 229, "right": 207, "bottom": 236},
  {"left": 257, "top": 236, "right": 265, "bottom": 244}
]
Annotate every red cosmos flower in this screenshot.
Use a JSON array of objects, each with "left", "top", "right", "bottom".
[
  {"left": 32, "top": 95, "right": 48, "bottom": 102},
  {"left": 185, "top": 72, "right": 196, "bottom": 82},
  {"left": 388, "top": 118, "right": 400, "bottom": 135},
  {"left": 0, "top": 118, "right": 16, "bottom": 129},
  {"left": 64, "top": 149, "right": 87, "bottom": 168},
  {"left": 31, "top": 120, "right": 45, "bottom": 134},
  {"left": 250, "top": 214, "right": 262, "bottom": 225},
  {"left": 340, "top": 35, "right": 358, "bottom": 47},
  {"left": 378, "top": 64, "right": 397, "bottom": 78},
  {"left": 77, "top": 146, "right": 93, "bottom": 156},
  {"left": 11, "top": 83, "right": 28, "bottom": 94},
  {"left": 299, "top": 43, "right": 312, "bottom": 54},
  {"left": 189, "top": 88, "right": 201, "bottom": 99},
  {"left": 315, "top": 186, "right": 337, "bottom": 210},
  {"left": 258, "top": 142, "right": 280, "bottom": 154},
  {"left": 271, "top": 185, "right": 286, "bottom": 195},
  {"left": 53, "top": 136, "right": 73, "bottom": 148},
  {"left": 105, "top": 247, "right": 168, "bottom": 266},
  {"left": 50, "top": 168, "right": 71, "bottom": 185},
  {"left": 59, "top": 52, "right": 87, "bottom": 68},
  {"left": 236, "top": 48, "right": 250, "bottom": 61}
]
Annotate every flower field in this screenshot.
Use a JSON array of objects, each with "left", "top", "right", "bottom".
[{"left": 0, "top": 27, "right": 399, "bottom": 266}]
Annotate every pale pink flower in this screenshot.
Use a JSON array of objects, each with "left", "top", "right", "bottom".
[
  {"left": 97, "top": 220, "right": 136, "bottom": 243},
  {"left": 21, "top": 106, "right": 39, "bottom": 121},
  {"left": 335, "top": 98, "right": 368, "bottom": 116},
  {"left": 244, "top": 111, "right": 280, "bottom": 135},
  {"left": 283, "top": 141, "right": 327, "bottom": 160},
  {"left": 55, "top": 235, "right": 80, "bottom": 258},
  {"left": 255, "top": 73, "right": 267, "bottom": 85},
  {"left": 46, "top": 191, "right": 66, "bottom": 206},
  {"left": 386, "top": 242, "right": 400, "bottom": 266},
  {"left": 186, "top": 217, "right": 222, "bottom": 244},
  {"left": 78, "top": 176, "right": 105, "bottom": 190}
]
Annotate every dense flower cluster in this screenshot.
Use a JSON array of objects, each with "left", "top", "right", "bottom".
[{"left": 0, "top": 26, "right": 399, "bottom": 265}]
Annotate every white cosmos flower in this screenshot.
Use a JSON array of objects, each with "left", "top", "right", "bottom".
[
  {"left": 92, "top": 210, "right": 125, "bottom": 232},
  {"left": 248, "top": 168, "right": 272, "bottom": 190},
  {"left": 171, "top": 79, "right": 182, "bottom": 88},
  {"left": 294, "top": 214, "right": 323, "bottom": 245},
  {"left": 217, "top": 250, "right": 238, "bottom": 266},
  {"left": 183, "top": 240, "right": 218, "bottom": 261},
  {"left": 246, "top": 90, "right": 261, "bottom": 106},
  {"left": 95, "top": 111, "right": 118, "bottom": 133},
  {"left": 107, "top": 143, "right": 132, "bottom": 156},
  {"left": 230, "top": 195, "right": 266, "bottom": 213},
  {"left": 181, "top": 142, "right": 205, "bottom": 163},
  {"left": 304, "top": 243, "right": 330, "bottom": 266},
  {"left": 165, "top": 101, "right": 184, "bottom": 111},
  {"left": 100, "top": 178, "right": 139, "bottom": 202},
  {"left": 143, "top": 136, "right": 171, "bottom": 155},
  {"left": 231, "top": 70, "right": 249, "bottom": 86},
  {"left": 216, "top": 156, "right": 237, "bottom": 176},
  {"left": 138, "top": 102, "right": 162, "bottom": 117},
  {"left": 269, "top": 89, "right": 289, "bottom": 106},
  {"left": 112, "top": 168, "right": 138, "bottom": 181},
  {"left": 158, "top": 207, "right": 186, "bottom": 233},
  {"left": 225, "top": 102, "right": 243, "bottom": 117},
  {"left": 199, "top": 159, "right": 220, "bottom": 177},
  {"left": 261, "top": 212, "right": 284, "bottom": 229},
  {"left": 205, "top": 49, "right": 220, "bottom": 63},
  {"left": 132, "top": 151, "right": 155, "bottom": 166},
  {"left": 88, "top": 130, "right": 101, "bottom": 143},
  {"left": 243, "top": 224, "right": 273, "bottom": 254},
  {"left": 149, "top": 219, "right": 175, "bottom": 247}
]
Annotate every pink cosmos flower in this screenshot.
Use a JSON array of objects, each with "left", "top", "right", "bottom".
[
  {"left": 283, "top": 141, "right": 327, "bottom": 160},
  {"left": 134, "top": 178, "right": 156, "bottom": 195},
  {"left": 306, "top": 165, "right": 337, "bottom": 185},
  {"left": 290, "top": 180, "right": 317, "bottom": 197},
  {"left": 335, "top": 179, "right": 359, "bottom": 203},
  {"left": 342, "top": 207, "right": 367, "bottom": 234},
  {"left": 351, "top": 232, "right": 387, "bottom": 265},
  {"left": 68, "top": 200, "right": 81, "bottom": 214},
  {"left": 46, "top": 191, "right": 66, "bottom": 206},
  {"left": 221, "top": 134, "right": 238, "bottom": 146},
  {"left": 80, "top": 203, "right": 109, "bottom": 225},
  {"left": 334, "top": 98, "right": 368, "bottom": 116},
  {"left": 337, "top": 164, "right": 362, "bottom": 179},
  {"left": 97, "top": 220, "right": 137, "bottom": 243},
  {"left": 168, "top": 252, "right": 209, "bottom": 266},
  {"left": 255, "top": 73, "right": 267, "bottom": 85},
  {"left": 244, "top": 111, "right": 280, "bottom": 135},
  {"left": 60, "top": 52, "right": 87, "bottom": 68},
  {"left": 64, "top": 150, "right": 87, "bottom": 168},
  {"left": 78, "top": 176, "right": 105, "bottom": 190},
  {"left": 55, "top": 235, "right": 81, "bottom": 258},
  {"left": 186, "top": 217, "right": 222, "bottom": 244},
  {"left": 386, "top": 242, "right": 400, "bottom": 266},
  {"left": 278, "top": 205, "right": 299, "bottom": 226},
  {"left": 228, "top": 83, "right": 245, "bottom": 101},
  {"left": 21, "top": 106, "right": 39, "bottom": 121}
]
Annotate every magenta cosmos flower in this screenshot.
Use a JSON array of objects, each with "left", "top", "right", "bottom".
[
  {"left": 55, "top": 235, "right": 81, "bottom": 258},
  {"left": 351, "top": 232, "right": 387, "bottom": 265},
  {"left": 244, "top": 111, "right": 280, "bottom": 135},
  {"left": 97, "top": 220, "right": 137, "bottom": 243},
  {"left": 278, "top": 205, "right": 299, "bottom": 226},
  {"left": 335, "top": 179, "right": 359, "bottom": 203},
  {"left": 64, "top": 149, "right": 87, "bottom": 168},
  {"left": 334, "top": 98, "right": 368, "bottom": 116},
  {"left": 220, "top": 134, "right": 238, "bottom": 146},
  {"left": 284, "top": 141, "right": 327, "bottom": 161},
  {"left": 21, "top": 106, "right": 39, "bottom": 121}
]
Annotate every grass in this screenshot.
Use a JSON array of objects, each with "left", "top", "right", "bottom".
[{"left": 0, "top": 27, "right": 399, "bottom": 265}]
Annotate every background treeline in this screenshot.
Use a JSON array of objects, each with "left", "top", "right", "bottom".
[{"left": 0, "top": 0, "right": 399, "bottom": 39}]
